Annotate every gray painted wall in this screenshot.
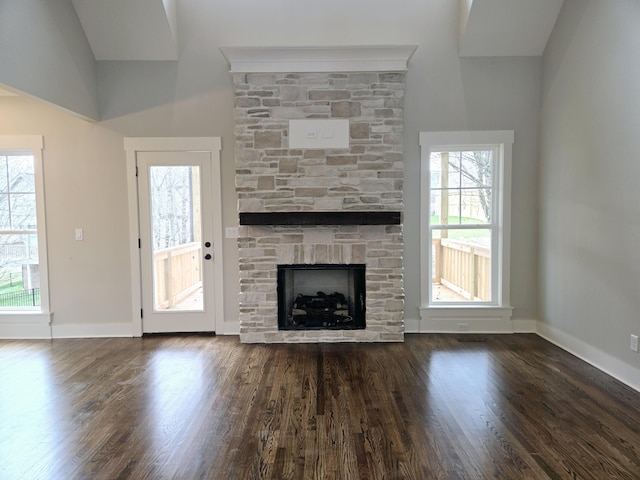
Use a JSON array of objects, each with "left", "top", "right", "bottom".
[
  {"left": 0, "top": 94, "right": 130, "bottom": 329},
  {"left": 0, "top": 0, "right": 540, "bottom": 337},
  {"left": 540, "top": 0, "right": 640, "bottom": 384},
  {"left": 0, "top": 0, "right": 98, "bottom": 119}
]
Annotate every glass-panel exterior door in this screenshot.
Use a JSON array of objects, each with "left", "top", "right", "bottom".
[{"left": 137, "top": 151, "right": 215, "bottom": 333}]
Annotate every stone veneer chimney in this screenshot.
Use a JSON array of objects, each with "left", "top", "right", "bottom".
[{"left": 221, "top": 46, "right": 417, "bottom": 343}]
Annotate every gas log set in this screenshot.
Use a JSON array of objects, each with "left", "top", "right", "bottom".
[{"left": 289, "top": 291, "right": 353, "bottom": 328}]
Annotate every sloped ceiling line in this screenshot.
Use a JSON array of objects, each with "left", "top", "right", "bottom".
[
  {"left": 71, "top": 0, "right": 179, "bottom": 61},
  {"left": 459, "top": 0, "right": 564, "bottom": 57}
]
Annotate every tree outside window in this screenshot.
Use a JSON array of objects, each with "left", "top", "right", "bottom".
[{"left": 0, "top": 153, "right": 41, "bottom": 307}]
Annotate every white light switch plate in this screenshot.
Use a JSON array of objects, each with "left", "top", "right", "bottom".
[{"left": 226, "top": 227, "right": 239, "bottom": 238}]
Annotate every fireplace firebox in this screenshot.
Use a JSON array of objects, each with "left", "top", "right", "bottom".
[{"left": 277, "top": 264, "right": 366, "bottom": 330}]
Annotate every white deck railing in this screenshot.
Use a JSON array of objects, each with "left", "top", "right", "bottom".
[
  {"left": 153, "top": 242, "right": 202, "bottom": 309},
  {"left": 432, "top": 238, "right": 490, "bottom": 301}
]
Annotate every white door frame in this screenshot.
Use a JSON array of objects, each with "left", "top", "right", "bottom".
[{"left": 124, "top": 137, "right": 224, "bottom": 337}]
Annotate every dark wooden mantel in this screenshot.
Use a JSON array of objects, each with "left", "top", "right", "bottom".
[{"left": 239, "top": 211, "right": 402, "bottom": 226}]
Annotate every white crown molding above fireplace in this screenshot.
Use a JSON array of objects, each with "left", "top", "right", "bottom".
[{"left": 219, "top": 45, "right": 418, "bottom": 73}]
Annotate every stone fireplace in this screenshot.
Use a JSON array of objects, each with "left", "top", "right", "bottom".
[{"left": 221, "top": 46, "right": 416, "bottom": 343}]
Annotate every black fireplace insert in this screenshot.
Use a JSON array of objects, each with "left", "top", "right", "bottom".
[{"left": 277, "top": 264, "right": 366, "bottom": 330}]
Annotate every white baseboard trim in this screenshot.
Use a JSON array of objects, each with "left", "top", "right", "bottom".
[
  {"left": 404, "top": 317, "right": 420, "bottom": 333},
  {"left": 0, "top": 318, "right": 240, "bottom": 339},
  {"left": 52, "top": 322, "right": 136, "bottom": 338},
  {"left": 512, "top": 319, "right": 537, "bottom": 333},
  {"left": 215, "top": 321, "right": 240, "bottom": 335},
  {"left": 536, "top": 322, "right": 640, "bottom": 393},
  {"left": 0, "top": 312, "right": 53, "bottom": 339},
  {"left": 418, "top": 319, "right": 512, "bottom": 333},
  {"left": 418, "top": 306, "right": 514, "bottom": 333},
  {"left": 405, "top": 317, "right": 533, "bottom": 334},
  {"left": 0, "top": 323, "right": 51, "bottom": 339}
]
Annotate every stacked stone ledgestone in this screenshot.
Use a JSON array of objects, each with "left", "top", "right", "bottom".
[{"left": 233, "top": 71, "right": 406, "bottom": 343}]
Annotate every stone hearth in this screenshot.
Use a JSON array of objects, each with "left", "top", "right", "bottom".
[{"left": 222, "top": 46, "right": 415, "bottom": 343}]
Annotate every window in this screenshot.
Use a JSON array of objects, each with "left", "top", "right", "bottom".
[
  {"left": 429, "top": 147, "right": 495, "bottom": 303},
  {"left": 0, "top": 136, "right": 49, "bottom": 319},
  {"left": 419, "top": 132, "right": 513, "bottom": 329}
]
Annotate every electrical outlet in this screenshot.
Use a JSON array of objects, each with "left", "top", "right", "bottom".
[
  {"left": 631, "top": 335, "right": 638, "bottom": 353},
  {"left": 457, "top": 323, "right": 470, "bottom": 332}
]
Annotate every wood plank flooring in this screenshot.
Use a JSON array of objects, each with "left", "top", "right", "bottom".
[{"left": 0, "top": 334, "right": 639, "bottom": 479}]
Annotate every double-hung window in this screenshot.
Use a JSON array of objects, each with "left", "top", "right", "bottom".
[
  {"left": 419, "top": 131, "right": 513, "bottom": 330},
  {"left": 0, "top": 136, "right": 50, "bottom": 333}
]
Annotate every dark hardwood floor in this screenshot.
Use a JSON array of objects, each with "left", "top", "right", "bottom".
[{"left": 0, "top": 334, "right": 639, "bottom": 479}]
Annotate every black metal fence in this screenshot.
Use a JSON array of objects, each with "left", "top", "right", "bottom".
[{"left": 0, "top": 288, "right": 40, "bottom": 307}]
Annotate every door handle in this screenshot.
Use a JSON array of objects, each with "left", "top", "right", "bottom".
[
  {"left": 204, "top": 253, "right": 212, "bottom": 260},
  {"left": 204, "top": 241, "right": 211, "bottom": 248}
]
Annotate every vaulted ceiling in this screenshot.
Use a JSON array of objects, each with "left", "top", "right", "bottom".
[
  {"left": 0, "top": 0, "right": 564, "bottom": 117},
  {"left": 70, "top": 0, "right": 562, "bottom": 62}
]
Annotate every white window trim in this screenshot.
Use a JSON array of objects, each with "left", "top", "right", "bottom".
[
  {"left": 0, "top": 135, "right": 52, "bottom": 338},
  {"left": 419, "top": 131, "right": 513, "bottom": 333}
]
